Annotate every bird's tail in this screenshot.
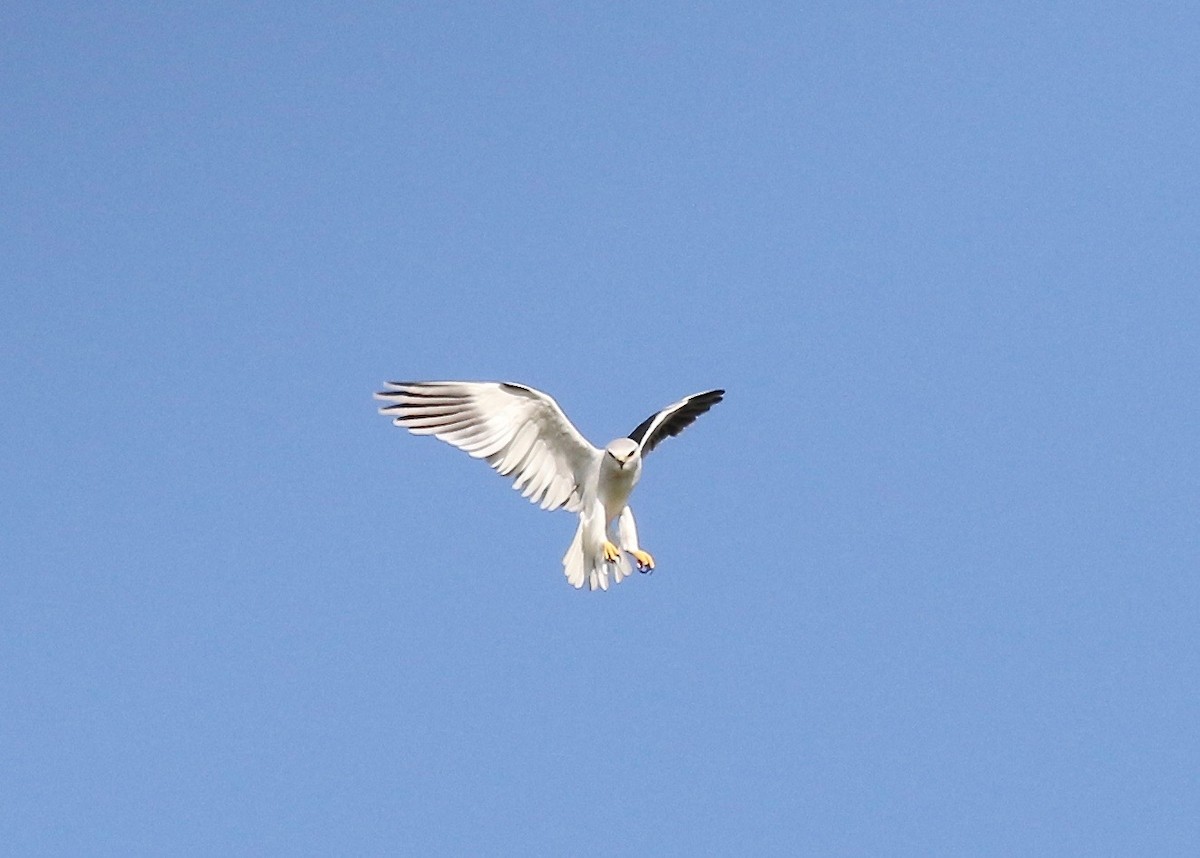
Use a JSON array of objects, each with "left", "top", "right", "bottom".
[{"left": 563, "top": 518, "right": 632, "bottom": 592}]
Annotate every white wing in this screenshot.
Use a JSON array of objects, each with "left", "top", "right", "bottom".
[{"left": 375, "top": 381, "right": 599, "bottom": 512}]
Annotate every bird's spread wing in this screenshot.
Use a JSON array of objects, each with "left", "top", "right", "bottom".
[
  {"left": 627, "top": 389, "right": 725, "bottom": 455},
  {"left": 375, "top": 381, "right": 599, "bottom": 512}
]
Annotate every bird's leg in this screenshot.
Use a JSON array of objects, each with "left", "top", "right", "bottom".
[
  {"left": 615, "top": 507, "right": 654, "bottom": 573},
  {"left": 602, "top": 540, "right": 622, "bottom": 564}
]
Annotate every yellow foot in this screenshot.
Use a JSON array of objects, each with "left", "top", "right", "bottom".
[
  {"left": 631, "top": 549, "right": 655, "bottom": 572},
  {"left": 602, "top": 540, "right": 622, "bottom": 563}
]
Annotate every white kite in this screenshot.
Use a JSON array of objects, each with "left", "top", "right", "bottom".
[{"left": 375, "top": 382, "right": 724, "bottom": 591}]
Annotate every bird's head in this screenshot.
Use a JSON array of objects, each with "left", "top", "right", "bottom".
[{"left": 604, "top": 438, "right": 640, "bottom": 470}]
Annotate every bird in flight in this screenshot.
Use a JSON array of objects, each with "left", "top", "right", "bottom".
[{"left": 375, "top": 382, "right": 724, "bottom": 591}]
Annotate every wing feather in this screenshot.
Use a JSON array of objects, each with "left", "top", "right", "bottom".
[
  {"left": 545, "top": 473, "right": 572, "bottom": 510},
  {"left": 512, "top": 444, "right": 543, "bottom": 492},
  {"left": 627, "top": 389, "right": 725, "bottom": 455},
  {"left": 529, "top": 446, "right": 556, "bottom": 494},
  {"left": 375, "top": 381, "right": 599, "bottom": 512},
  {"left": 498, "top": 421, "right": 539, "bottom": 475}
]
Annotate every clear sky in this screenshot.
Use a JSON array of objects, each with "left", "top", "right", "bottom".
[{"left": 3, "top": 4, "right": 1198, "bottom": 855}]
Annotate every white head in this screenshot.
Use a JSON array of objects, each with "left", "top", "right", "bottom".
[{"left": 604, "top": 437, "right": 640, "bottom": 470}]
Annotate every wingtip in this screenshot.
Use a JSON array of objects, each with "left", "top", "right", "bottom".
[{"left": 375, "top": 381, "right": 411, "bottom": 399}]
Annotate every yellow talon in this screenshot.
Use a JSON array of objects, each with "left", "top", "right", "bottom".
[
  {"left": 602, "top": 541, "right": 622, "bottom": 563},
  {"left": 632, "top": 549, "right": 655, "bottom": 571}
]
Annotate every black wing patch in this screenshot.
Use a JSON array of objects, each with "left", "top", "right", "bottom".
[{"left": 628, "top": 389, "right": 724, "bottom": 455}]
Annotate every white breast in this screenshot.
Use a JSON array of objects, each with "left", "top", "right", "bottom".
[{"left": 597, "top": 456, "right": 641, "bottom": 521}]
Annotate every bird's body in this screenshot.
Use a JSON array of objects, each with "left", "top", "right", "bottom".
[
  {"left": 375, "top": 381, "right": 723, "bottom": 591},
  {"left": 596, "top": 440, "right": 641, "bottom": 521}
]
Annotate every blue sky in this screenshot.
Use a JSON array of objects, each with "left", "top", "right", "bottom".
[{"left": 3, "top": 3, "right": 1198, "bottom": 855}]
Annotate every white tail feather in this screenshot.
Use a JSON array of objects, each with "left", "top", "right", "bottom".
[{"left": 562, "top": 519, "right": 632, "bottom": 591}]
